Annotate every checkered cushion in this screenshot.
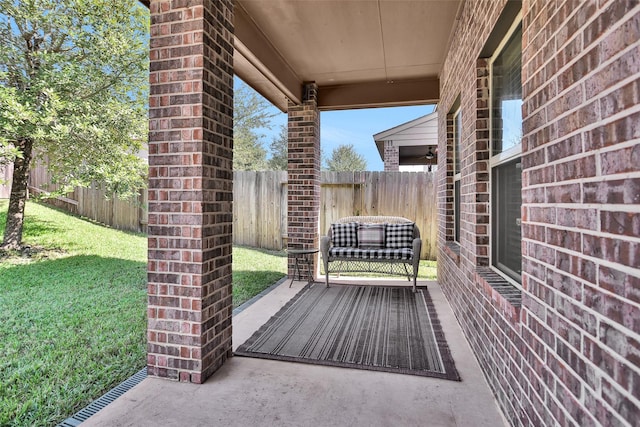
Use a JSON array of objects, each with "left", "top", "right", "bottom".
[
  {"left": 357, "top": 223, "right": 385, "bottom": 249},
  {"left": 385, "top": 223, "right": 415, "bottom": 248},
  {"left": 329, "top": 247, "right": 413, "bottom": 260},
  {"left": 330, "top": 222, "right": 358, "bottom": 247}
]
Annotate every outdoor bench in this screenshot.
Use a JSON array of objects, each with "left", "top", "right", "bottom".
[{"left": 320, "top": 216, "right": 421, "bottom": 291}]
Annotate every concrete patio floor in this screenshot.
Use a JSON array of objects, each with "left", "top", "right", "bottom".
[{"left": 84, "top": 278, "right": 507, "bottom": 427}]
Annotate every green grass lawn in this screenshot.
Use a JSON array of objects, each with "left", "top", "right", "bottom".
[
  {"left": 232, "top": 246, "right": 287, "bottom": 306},
  {"left": 0, "top": 200, "right": 286, "bottom": 426},
  {"left": 418, "top": 259, "right": 437, "bottom": 280}
]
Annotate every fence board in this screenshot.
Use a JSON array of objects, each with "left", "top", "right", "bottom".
[
  {"left": 17, "top": 165, "right": 438, "bottom": 259},
  {"left": 0, "top": 163, "right": 13, "bottom": 198},
  {"left": 233, "top": 171, "right": 287, "bottom": 249}
]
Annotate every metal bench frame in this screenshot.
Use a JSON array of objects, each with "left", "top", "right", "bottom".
[{"left": 320, "top": 216, "right": 422, "bottom": 291}]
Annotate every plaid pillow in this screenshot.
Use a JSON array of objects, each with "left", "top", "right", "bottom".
[
  {"left": 385, "top": 223, "right": 414, "bottom": 248},
  {"left": 331, "top": 222, "right": 358, "bottom": 247},
  {"left": 357, "top": 223, "right": 385, "bottom": 249}
]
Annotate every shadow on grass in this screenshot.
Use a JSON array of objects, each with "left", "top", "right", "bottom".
[
  {"left": 1, "top": 255, "right": 147, "bottom": 427},
  {"left": 22, "top": 217, "right": 62, "bottom": 238},
  {"left": 0, "top": 208, "right": 62, "bottom": 238},
  {"left": 247, "top": 246, "right": 288, "bottom": 257}
]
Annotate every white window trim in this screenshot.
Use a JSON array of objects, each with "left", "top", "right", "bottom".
[
  {"left": 488, "top": 12, "right": 523, "bottom": 288},
  {"left": 489, "top": 144, "right": 521, "bottom": 167}
]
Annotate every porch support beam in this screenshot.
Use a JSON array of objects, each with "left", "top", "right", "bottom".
[
  {"left": 147, "top": 0, "right": 234, "bottom": 384},
  {"left": 287, "top": 83, "right": 321, "bottom": 278},
  {"left": 317, "top": 78, "right": 439, "bottom": 111}
]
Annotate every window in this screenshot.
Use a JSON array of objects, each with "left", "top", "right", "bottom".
[
  {"left": 490, "top": 21, "right": 522, "bottom": 284},
  {"left": 453, "top": 108, "right": 462, "bottom": 243}
]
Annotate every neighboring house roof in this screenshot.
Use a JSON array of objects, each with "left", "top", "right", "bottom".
[{"left": 373, "top": 111, "right": 438, "bottom": 165}]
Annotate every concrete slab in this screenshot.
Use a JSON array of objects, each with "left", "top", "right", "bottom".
[{"left": 84, "top": 279, "right": 507, "bottom": 427}]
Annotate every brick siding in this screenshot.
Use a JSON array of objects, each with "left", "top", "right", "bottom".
[
  {"left": 438, "top": 0, "right": 640, "bottom": 425},
  {"left": 383, "top": 141, "right": 400, "bottom": 171},
  {"left": 147, "top": 0, "right": 234, "bottom": 384},
  {"left": 287, "top": 83, "right": 321, "bottom": 278},
  {"left": 440, "top": 112, "right": 455, "bottom": 251}
]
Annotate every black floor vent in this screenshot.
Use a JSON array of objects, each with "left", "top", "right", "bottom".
[{"left": 58, "top": 367, "right": 147, "bottom": 426}]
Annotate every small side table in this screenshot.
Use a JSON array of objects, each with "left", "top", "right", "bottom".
[{"left": 288, "top": 248, "right": 319, "bottom": 287}]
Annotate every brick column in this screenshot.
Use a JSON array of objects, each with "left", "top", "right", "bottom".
[
  {"left": 383, "top": 141, "right": 399, "bottom": 171},
  {"left": 147, "top": 0, "right": 234, "bottom": 384},
  {"left": 461, "top": 58, "right": 491, "bottom": 267},
  {"left": 287, "top": 83, "right": 320, "bottom": 278}
]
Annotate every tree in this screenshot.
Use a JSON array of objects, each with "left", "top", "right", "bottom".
[
  {"left": 268, "top": 124, "right": 288, "bottom": 170},
  {"left": 234, "top": 128, "right": 267, "bottom": 171},
  {"left": 0, "top": 0, "right": 149, "bottom": 249},
  {"left": 233, "top": 80, "right": 276, "bottom": 170},
  {"left": 324, "top": 144, "right": 368, "bottom": 171}
]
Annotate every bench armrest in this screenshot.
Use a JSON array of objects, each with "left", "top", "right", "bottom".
[
  {"left": 321, "top": 235, "right": 330, "bottom": 251},
  {"left": 320, "top": 235, "right": 330, "bottom": 259},
  {"left": 412, "top": 237, "right": 422, "bottom": 275},
  {"left": 320, "top": 236, "right": 330, "bottom": 283}
]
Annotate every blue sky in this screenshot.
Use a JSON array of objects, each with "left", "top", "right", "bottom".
[{"left": 242, "top": 79, "right": 435, "bottom": 171}]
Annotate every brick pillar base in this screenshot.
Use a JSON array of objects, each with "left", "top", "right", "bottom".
[
  {"left": 147, "top": 0, "right": 234, "bottom": 384},
  {"left": 287, "top": 83, "right": 320, "bottom": 279}
]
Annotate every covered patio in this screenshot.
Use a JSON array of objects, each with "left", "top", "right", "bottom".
[
  {"left": 143, "top": 0, "right": 456, "bottom": 384},
  {"left": 134, "top": 0, "right": 639, "bottom": 426},
  {"left": 84, "top": 278, "right": 505, "bottom": 426}
]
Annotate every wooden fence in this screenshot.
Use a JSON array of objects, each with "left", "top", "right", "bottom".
[
  {"left": 25, "top": 164, "right": 148, "bottom": 232},
  {"left": 217, "top": 171, "right": 439, "bottom": 259},
  {"left": 0, "top": 163, "right": 12, "bottom": 198},
  {"left": 3, "top": 167, "right": 438, "bottom": 259},
  {"left": 233, "top": 171, "right": 288, "bottom": 250},
  {"left": 320, "top": 171, "right": 437, "bottom": 260}
]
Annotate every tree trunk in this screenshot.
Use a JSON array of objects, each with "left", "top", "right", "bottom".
[{"left": 2, "top": 138, "right": 34, "bottom": 250}]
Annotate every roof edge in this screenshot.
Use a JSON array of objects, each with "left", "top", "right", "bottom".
[{"left": 373, "top": 110, "right": 438, "bottom": 141}]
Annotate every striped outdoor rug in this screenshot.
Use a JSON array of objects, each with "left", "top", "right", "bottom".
[{"left": 235, "top": 284, "right": 460, "bottom": 380}]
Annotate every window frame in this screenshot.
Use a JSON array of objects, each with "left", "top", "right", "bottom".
[
  {"left": 453, "top": 107, "right": 462, "bottom": 244},
  {"left": 489, "top": 14, "right": 523, "bottom": 286}
]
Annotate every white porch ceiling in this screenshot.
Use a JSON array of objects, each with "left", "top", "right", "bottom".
[
  {"left": 141, "top": 0, "right": 464, "bottom": 112},
  {"left": 234, "top": 0, "right": 463, "bottom": 111}
]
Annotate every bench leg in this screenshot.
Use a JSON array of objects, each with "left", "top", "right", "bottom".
[
  {"left": 323, "top": 258, "right": 330, "bottom": 287},
  {"left": 402, "top": 263, "right": 411, "bottom": 282}
]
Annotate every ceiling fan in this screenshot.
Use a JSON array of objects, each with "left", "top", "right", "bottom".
[{"left": 424, "top": 146, "right": 436, "bottom": 160}]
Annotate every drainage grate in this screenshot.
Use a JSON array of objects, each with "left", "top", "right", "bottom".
[{"left": 58, "top": 367, "right": 147, "bottom": 426}]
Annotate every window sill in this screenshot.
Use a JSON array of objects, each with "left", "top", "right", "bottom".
[
  {"left": 475, "top": 267, "right": 522, "bottom": 323},
  {"left": 443, "top": 242, "right": 460, "bottom": 264}
]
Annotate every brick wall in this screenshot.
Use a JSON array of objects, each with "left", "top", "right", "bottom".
[
  {"left": 287, "top": 83, "right": 321, "bottom": 277},
  {"left": 147, "top": 0, "right": 234, "bottom": 384},
  {"left": 383, "top": 141, "right": 400, "bottom": 171},
  {"left": 438, "top": 0, "right": 640, "bottom": 425}
]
